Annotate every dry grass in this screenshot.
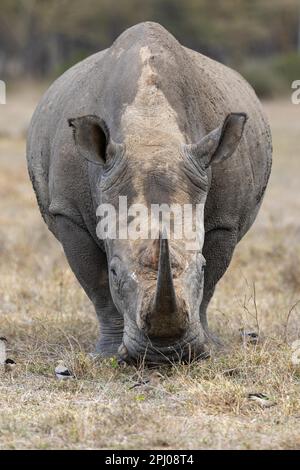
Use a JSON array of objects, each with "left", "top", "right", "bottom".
[{"left": 0, "top": 86, "right": 299, "bottom": 449}]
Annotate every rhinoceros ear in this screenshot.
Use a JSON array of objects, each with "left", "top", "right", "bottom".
[
  {"left": 186, "top": 113, "right": 247, "bottom": 169},
  {"left": 68, "top": 115, "right": 121, "bottom": 165}
]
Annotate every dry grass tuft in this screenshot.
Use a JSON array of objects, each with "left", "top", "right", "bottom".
[{"left": 0, "top": 90, "right": 299, "bottom": 449}]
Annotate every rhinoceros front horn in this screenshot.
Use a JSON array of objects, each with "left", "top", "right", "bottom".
[
  {"left": 145, "top": 230, "right": 188, "bottom": 339},
  {"left": 153, "top": 230, "right": 177, "bottom": 316}
]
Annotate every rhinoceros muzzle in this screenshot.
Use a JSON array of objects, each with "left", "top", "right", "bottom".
[
  {"left": 119, "top": 326, "right": 207, "bottom": 365},
  {"left": 118, "top": 232, "right": 206, "bottom": 364}
]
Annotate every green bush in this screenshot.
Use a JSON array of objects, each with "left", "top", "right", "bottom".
[
  {"left": 239, "top": 60, "right": 284, "bottom": 98},
  {"left": 272, "top": 53, "right": 300, "bottom": 85},
  {"left": 238, "top": 53, "right": 300, "bottom": 99}
]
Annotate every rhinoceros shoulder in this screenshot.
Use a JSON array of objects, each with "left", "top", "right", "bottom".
[{"left": 26, "top": 49, "right": 108, "bottom": 235}]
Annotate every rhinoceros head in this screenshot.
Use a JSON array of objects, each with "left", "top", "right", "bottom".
[{"left": 69, "top": 112, "right": 246, "bottom": 363}]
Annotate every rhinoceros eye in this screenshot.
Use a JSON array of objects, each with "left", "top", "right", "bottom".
[
  {"left": 110, "top": 267, "right": 117, "bottom": 278},
  {"left": 110, "top": 258, "right": 122, "bottom": 288},
  {"left": 197, "top": 253, "right": 206, "bottom": 274}
]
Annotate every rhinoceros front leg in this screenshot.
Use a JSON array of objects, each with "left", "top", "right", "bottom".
[
  {"left": 200, "top": 227, "right": 238, "bottom": 345},
  {"left": 55, "top": 215, "right": 124, "bottom": 357}
]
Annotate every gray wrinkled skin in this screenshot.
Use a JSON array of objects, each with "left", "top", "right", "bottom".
[{"left": 27, "top": 22, "right": 272, "bottom": 364}]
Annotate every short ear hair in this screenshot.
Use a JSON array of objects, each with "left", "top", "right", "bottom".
[
  {"left": 185, "top": 113, "right": 247, "bottom": 169},
  {"left": 68, "top": 115, "right": 113, "bottom": 165}
]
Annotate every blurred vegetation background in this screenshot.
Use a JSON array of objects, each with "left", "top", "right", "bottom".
[{"left": 0, "top": 0, "right": 300, "bottom": 98}]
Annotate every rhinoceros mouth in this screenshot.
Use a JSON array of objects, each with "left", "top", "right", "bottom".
[{"left": 120, "top": 325, "right": 208, "bottom": 365}]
